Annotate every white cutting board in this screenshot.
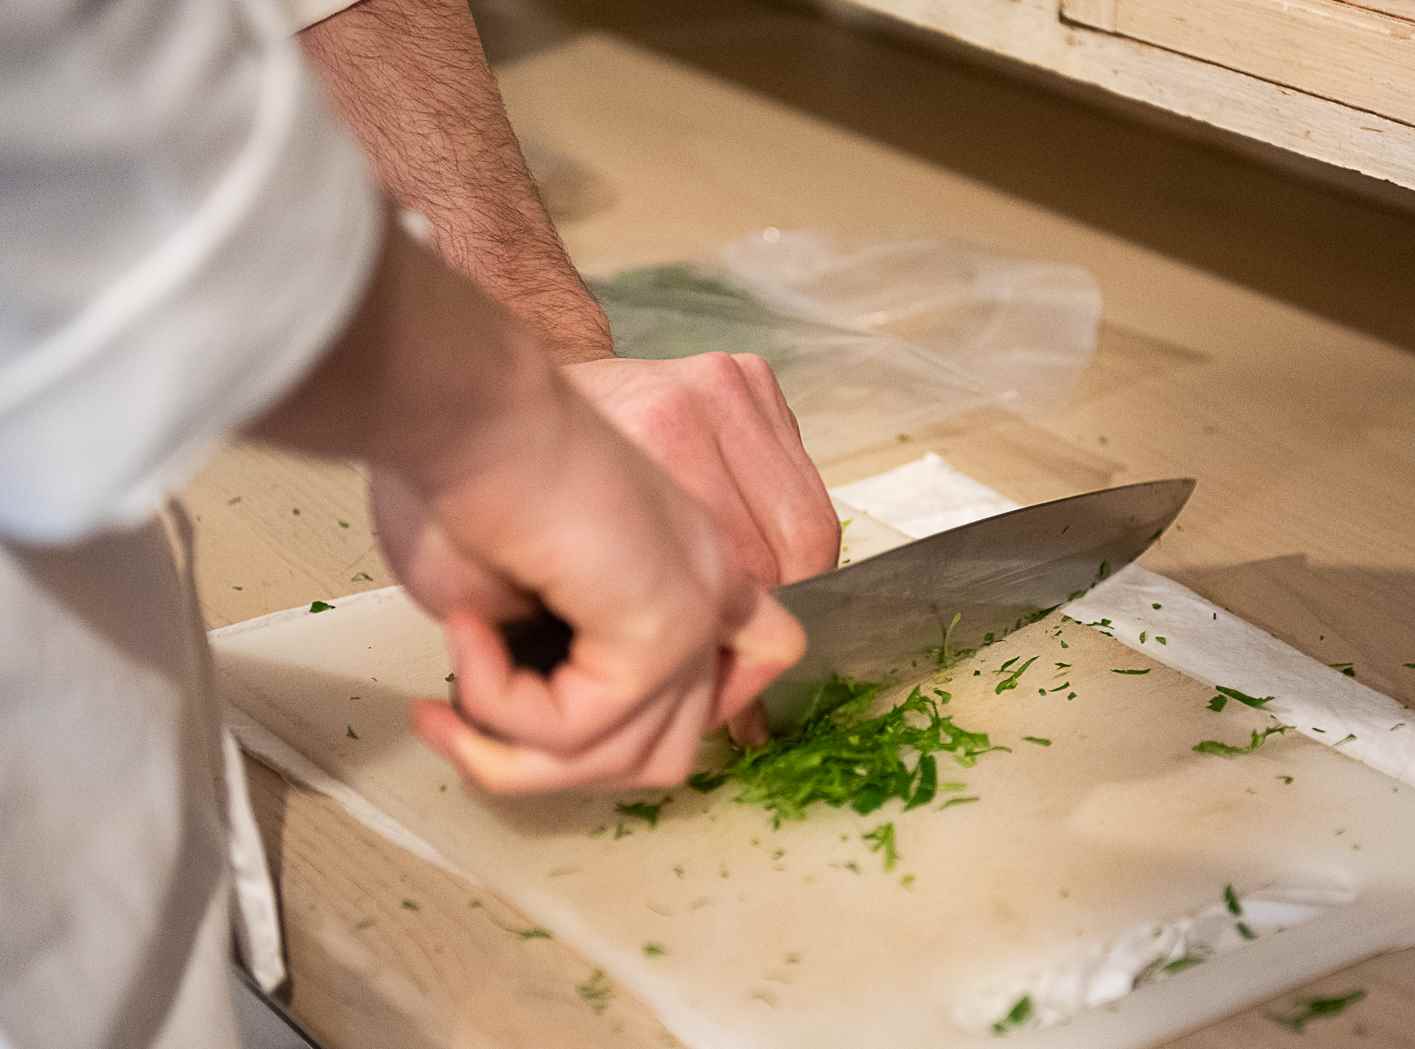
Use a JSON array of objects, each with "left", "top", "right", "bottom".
[{"left": 214, "top": 578, "right": 1415, "bottom": 1048}]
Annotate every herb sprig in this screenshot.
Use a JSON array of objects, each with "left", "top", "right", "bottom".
[{"left": 688, "top": 677, "right": 1006, "bottom": 826}]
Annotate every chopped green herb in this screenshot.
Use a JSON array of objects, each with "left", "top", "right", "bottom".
[
  {"left": 1066, "top": 692, "right": 1077, "bottom": 701},
  {"left": 933, "top": 612, "right": 970, "bottom": 670},
  {"left": 939, "top": 781, "right": 969, "bottom": 792},
  {"left": 1140, "top": 631, "right": 1148, "bottom": 644},
  {"left": 642, "top": 942, "right": 666, "bottom": 957},
  {"left": 615, "top": 796, "right": 671, "bottom": 828},
  {"left": 939, "top": 796, "right": 980, "bottom": 810},
  {"left": 1207, "top": 696, "right": 1229, "bottom": 712},
  {"left": 1268, "top": 991, "right": 1366, "bottom": 1032},
  {"left": 1097, "top": 560, "right": 1111, "bottom": 581},
  {"left": 688, "top": 679, "right": 1006, "bottom": 826},
  {"left": 337, "top": 519, "right": 350, "bottom": 529},
  {"left": 1277, "top": 775, "right": 1295, "bottom": 784},
  {"left": 995, "top": 656, "right": 1039, "bottom": 694},
  {"left": 1224, "top": 884, "right": 1243, "bottom": 916},
  {"left": 863, "top": 822, "right": 899, "bottom": 871},
  {"left": 1059, "top": 639, "right": 1070, "bottom": 649},
  {"left": 309, "top": 600, "right": 335, "bottom": 613},
  {"left": 1055, "top": 662, "right": 1071, "bottom": 670},
  {"left": 1156, "top": 636, "right": 1167, "bottom": 645},
  {"left": 1163, "top": 955, "right": 1203, "bottom": 975},
  {"left": 991, "top": 994, "right": 1034, "bottom": 1035},
  {"left": 1329, "top": 661, "right": 1356, "bottom": 677},
  {"left": 1152, "top": 602, "right": 1163, "bottom": 610},
  {"left": 1047, "top": 681, "right": 1070, "bottom": 693},
  {"left": 351, "top": 571, "right": 373, "bottom": 582},
  {"left": 1022, "top": 736, "right": 1052, "bottom": 747},
  {"left": 1404, "top": 663, "right": 1415, "bottom": 669},
  {"left": 1193, "top": 726, "right": 1289, "bottom": 757},
  {"left": 575, "top": 969, "right": 612, "bottom": 1014},
  {"left": 905, "top": 755, "right": 937, "bottom": 810},
  {"left": 517, "top": 927, "right": 552, "bottom": 940},
  {"left": 1236, "top": 921, "right": 1256, "bottom": 941},
  {"left": 999, "top": 656, "right": 1020, "bottom": 673},
  {"left": 1111, "top": 668, "right": 1151, "bottom": 675},
  {"left": 1334, "top": 733, "right": 1357, "bottom": 746},
  {"left": 400, "top": 898, "right": 420, "bottom": 911},
  {"left": 1214, "top": 685, "right": 1273, "bottom": 708},
  {"left": 933, "top": 688, "right": 952, "bottom": 704}
]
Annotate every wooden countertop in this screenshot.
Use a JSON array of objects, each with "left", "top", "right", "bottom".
[{"left": 185, "top": 5, "right": 1415, "bottom": 1046}]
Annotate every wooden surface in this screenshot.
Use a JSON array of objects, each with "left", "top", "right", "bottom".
[
  {"left": 835, "top": 0, "right": 1415, "bottom": 199},
  {"left": 185, "top": 6, "right": 1415, "bottom": 1047},
  {"left": 1061, "top": 0, "right": 1415, "bottom": 127}
]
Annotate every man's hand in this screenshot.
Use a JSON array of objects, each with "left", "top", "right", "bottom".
[
  {"left": 566, "top": 354, "right": 841, "bottom": 589},
  {"left": 253, "top": 220, "right": 804, "bottom": 791}
]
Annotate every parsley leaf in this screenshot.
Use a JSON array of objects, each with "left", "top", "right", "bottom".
[
  {"left": 991, "top": 994, "right": 1033, "bottom": 1035},
  {"left": 1022, "top": 736, "right": 1052, "bottom": 747},
  {"left": 308, "top": 600, "right": 335, "bottom": 613},
  {"left": 688, "top": 679, "right": 1006, "bottom": 826},
  {"left": 576, "top": 969, "right": 612, "bottom": 1013},
  {"left": 614, "top": 797, "right": 670, "bottom": 828},
  {"left": 1193, "top": 726, "right": 1289, "bottom": 757},
  {"left": 1111, "top": 667, "right": 1151, "bottom": 675},
  {"left": 995, "top": 656, "right": 1039, "bottom": 694},
  {"left": 1268, "top": 991, "right": 1366, "bottom": 1032},
  {"left": 1207, "top": 696, "right": 1228, "bottom": 712},
  {"left": 1214, "top": 685, "right": 1273, "bottom": 708},
  {"left": 862, "top": 822, "right": 899, "bottom": 871}
]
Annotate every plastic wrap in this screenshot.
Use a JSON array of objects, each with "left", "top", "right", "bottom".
[{"left": 593, "top": 229, "right": 1101, "bottom": 461}]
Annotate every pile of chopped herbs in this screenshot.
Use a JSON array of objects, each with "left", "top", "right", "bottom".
[{"left": 689, "top": 677, "right": 1006, "bottom": 826}]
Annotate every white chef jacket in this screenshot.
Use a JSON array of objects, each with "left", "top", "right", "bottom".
[{"left": 0, "top": 0, "right": 382, "bottom": 1044}]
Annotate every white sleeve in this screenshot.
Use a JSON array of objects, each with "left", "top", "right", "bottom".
[
  {"left": 281, "top": 0, "right": 361, "bottom": 32},
  {"left": 0, "top": 0, "right": 382, "bottom": 544}
]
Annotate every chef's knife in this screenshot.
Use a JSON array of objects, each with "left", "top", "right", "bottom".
[
  {"left": 499, "top": 478, "right": 1195, "bottom": 733},
  {"left": 761, "top": 477, "right": 1194, "bottom": 731}
]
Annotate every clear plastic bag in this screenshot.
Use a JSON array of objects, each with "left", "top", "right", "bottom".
[{"left": 591, "top": 229, "right": 1101, "bottom": 463}]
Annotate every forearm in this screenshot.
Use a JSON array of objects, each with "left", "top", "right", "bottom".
[
  {"left": 252, "top": 207, "right": 562, "bottom": 488},
  {"left": 299, "top": 0, "right": 611, "bottom": 365}
]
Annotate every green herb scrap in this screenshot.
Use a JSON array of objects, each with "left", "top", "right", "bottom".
[
  {"left": 309, "top": 600, "right": 335, "bottom": 613},
  {"left": 1268, "top": 990, "right": 1366, "bottom": 1032},
  {"left": 995, "top": 656, "right": 1039, "bottom": 694},
  {"left": 991, "top": 994, "right": 1034, "bottom": 1035},
  {"left": 687, "top": 678, "right": 1007, "bottom": 826},
  {"left": 614, "top": 796, "right": 671, "bottom": 828},
  {"left": 1224, "top": 883, "right": 1242, "bottom": 916},
  {"left": 1329, "top": 661, "right": 1356, "bottom": 677},
  {"left": 642, "top": 942, "right": 666, "bottom": 957},
  {"left": 1111, "top": 667, "right": 1151, "bottom": 676},
  {"left": 863, "top": 822, "right": 899, "bottom": 871},
  {"left": 1207, "top": 696, "right": 1229, "bottom": 712},
  {"left": 1213, "top": 685, "right": 1273, "bottom": 709},
  {"left": 1022, "top": 736, "right": 1052, "bottom": 747},
  {"left": 576, "top": 969, "right": 613, "bottom": 1014},
  {"left": 516, "top": 927, "right": 552, "bottom": 941},
  {"left": 1193, "top": 725, "right": 1289, "bottom": 757}
]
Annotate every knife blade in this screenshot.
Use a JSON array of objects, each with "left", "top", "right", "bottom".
[
  {"left": 761, "top": 477, "right": 1195, "bottom": 731},
  {"left": 498, "top": 478, "right": 1195, "bottom": 733}
]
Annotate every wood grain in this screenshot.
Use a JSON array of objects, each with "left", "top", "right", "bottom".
[
  {"left": 184, "top": 14, "right": 1415, "bottom": 1049},
  {"left": 1065, "top": 0, "right": 1415, "bottom": 127},
  {"left": 844, "top": 0, "right": 1415, "bottom": 194}
]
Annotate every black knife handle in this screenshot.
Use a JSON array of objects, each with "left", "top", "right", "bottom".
[{"left": 500, "top": 610, "right": 575, "bottom": 675}]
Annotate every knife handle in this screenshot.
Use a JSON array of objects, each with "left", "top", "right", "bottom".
[{"left": 499, "top": 610, "right": 574, "bottom": 675}]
